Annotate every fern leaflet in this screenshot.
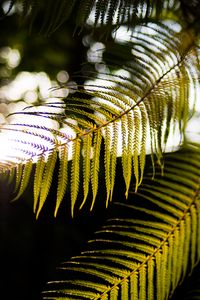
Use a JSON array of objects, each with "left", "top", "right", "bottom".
[
  {"left": 36, "top": 148, "right": 57, "bottom": 218},
  {"left": 55, "top": 144, "right": 68, "bottom": 217}
]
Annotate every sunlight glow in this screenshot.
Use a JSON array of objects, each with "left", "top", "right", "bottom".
[
  {"left": 0, "top": 47, "right": 21, "bottom": 68},
  {"left": 0, "top": 61, "right": 74, "bottom": 165},
  {"left": 2, "top": 1, "right": 16, "bottom": 16},
  {"left": 87, "top": 42, "right": 105, "bottom": 63},
  {"left": 57, "top": 70, "right": 69, "bottom": 83},
  {"left": 0, "top": 72, "right": 51, "bottom": 102}
]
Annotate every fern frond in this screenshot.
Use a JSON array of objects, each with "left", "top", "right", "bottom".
[
  {"left": 33, "top": 152, "right": 46, "bottom": 213},
  {"left": 91, "top": 130, "right": 102, "bottom": 210},
  {"left": 42, "top": 143, "right": 200, "bottom": 299},
  {"left": 121, "top": 278, "right": 129, "bottom": 299},
  {"left": 76, "top": 0, "right": 95, "bottom": 30},
  {"left": 139, "top": 264, "right": 146, "bottom": 300},
  {"left": 71, "top": 138, "right": 81, "bottom": 217},
  {"left": 121, "top": 114, "right": 131, "bottom": 197},
  {"left": 182, "top": 213, "right": 191, "bottom": 280},
  {"left": 109, "top": 121, "right": 118, "bottom": 202},
  {"left": 55, "top": 144, "right": 68, "bottom": 217},
  {"left": 130, "top": 271, "right": 139, "bottom": 300},
  {"left": 196, "top": 200, "right": 200, "bottom": 261},
  {"left": 14, "top": 163, "right": 23, "bottom": 193},
  {"left": 1, "top": 22, "right": 200, "bottom": 216},
  {"left": 147, "top": 257, "right": 154, "bottom": 300},
  {"left": 104, "top": 124, "right": 112, "bottom": 206},
  {"left": 138, "top": 102, "right": 147, "bottom": 185},
  {"left": 80, "top": 133, "right": 92, "bottom": 209},
  {"left": 190, "top": 204, "right": 198, "bottom": 273},
  {"left": 4, "top": 0, "right": 183, "bottom": 35},
  {"left": 171, "top": 228, "right": 179, "bottom": 291},
  {"left": 12, "top": 159, "right": 33, "bottom": 201},
  {"left": 155, "top": 250, "right": 162, "bottom": 298},
  {"left": 36, "top": 148, "right": 57, "bottom": 218},
  {"left": 133, "top": 108, "right": 141, "bottom": 191}
]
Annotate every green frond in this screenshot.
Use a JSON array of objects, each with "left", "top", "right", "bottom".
[
  {"left": 171, "top": 228, "right": 179, "bottom": 291},
  {"left": 139, "top": 264, "right": 146, "bottom": 300},
  {"left": 155, "top": 250, "right": 162, "bottom": 298},
  {"left": 12, "top": 159, "right": 33, "bottom": 201},
  {"left": 59, "top": 279, "right": 107, "bottom": 292},
  {"left": 147, "top": 257, "right": 154, "bottom": 300},
  {"left": 36, "top": 148, "right": 57, "bottom": 218},
  {"left": 1, "top": 21, "right": 200, "bottom": 215},
  {"left": 177, "top": 220, "right": 185, "bottom": 282},
  {"left": 138, "top": 102, "right": 147, "bottom": 185},
  {"left": 73, "top": 254, "right": 138, "bottom": 270},
  {"left": 55, "top": 144, "right": 69, "bottom": 217},
  {"left": 109, "top": 122, "right": 118, "bottom": 202},
  {"left": 138, "top": 187, "right": 188, "bottom": 211},
  {"left": 42, "top": 144, "right": 200, "bottom": 299},
  {"left": 4, "top": 0, "right": 179, "bottom": 34},
  {"left": 130, "top": 271, "right": 139, "bottom": 300},
  {"left": 14, "top": 163, "right": 23, "bottom": 193},
  {"left": 104, "top": 125, "right": 112, "bottom": 206},
  {"left": 121, "top": 278, "right": 128, "bottom": 299},
  {"left": 182, "top": 213, "right": 191, "bottom": 279},
  {"left": 161, "top": 243, "right": 168, "bottom": 299},
  {"left": 121, "top": 114, "right": 130, "bottom": 197},
  {"left": 76, "top": 0, "right": 95, "bottom": 30},
  {"left": 196, "top": 201, "right": 200, "bottom": 261},
  {"left": 133, "top": 108, "right": 141, "bottom": 191},
  {"left": 33, "top": 153, "right": 46, "bottom": 213},
  {"left": 110, "top": 285, "right": 119, "bottom": 300},
  {"left": 80, "top": 133, "right": 93, "bottom": 209},
  {"left": 190, "top": 204, "right": 198, "bottom": 273},
  {"left": 5, "top": 0, "right": 197, "bottom": 286},
  {"left": 71, "top": 138, "right": 81, "bottom": 217},
  {"left": 91, "top": 130, "right": 102, "bottom": 210}
]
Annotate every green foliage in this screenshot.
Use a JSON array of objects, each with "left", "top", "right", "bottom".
[
  {"left": 1, "top": 21, "right": 199, "bottom": 217},
  {"left": 1, "top": 0, "right": 200, "bottom": 299},
  {"left": 41, "top": 144, "right": 200, "bottom": 299},
  {"left": 3, "top": 0, "right": 179, "bottom": 34}
]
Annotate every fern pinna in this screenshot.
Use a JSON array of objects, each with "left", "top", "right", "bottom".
[
  {"left": 0, "top": 21, "right": 199, "bottom": 217},
  {"left": 41, "top": 143, "right": 200, "bottom": 300}
]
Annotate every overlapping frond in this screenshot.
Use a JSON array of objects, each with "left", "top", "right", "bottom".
[
  {"left": 2, "top": 0, "right": 179, "bottom": 34},
  {"left": 0, "top": 22, "right": 199, "bottom": 217},
  {"left": 41, "top": 143, "right": 200, "bottom": 299}
]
